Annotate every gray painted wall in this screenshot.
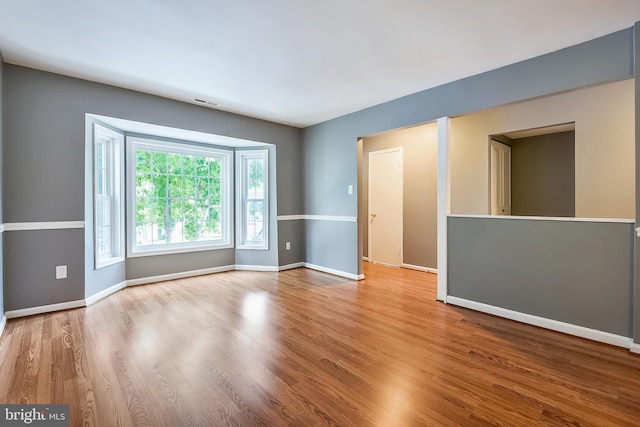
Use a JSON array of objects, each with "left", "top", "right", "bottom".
[
  {"left": 305, "top": 220, "right": 358, "bottom": 275},
  {"left": 3, "top": 65, "right": 302, "bottom": 310},
  {"left": 361, "top": 124, "right": 438, "bottom": 269},
  {"left": 277, "top": 219, "right": 304, "bottom": 267},
  {"left": 5, "top": 229, "right": 85, "bottom": 310},
  {"left": 125, "top": 249, "right": 235, "bottom": 280},
  {"left": 511, "top": 131, "right": 575, "bottom": 217},
  {"left": 448, "top": 216, "right": 634, "bottom": 336},
  {"left": 303, "top": 28, "right": 634, "bottom": 276}
]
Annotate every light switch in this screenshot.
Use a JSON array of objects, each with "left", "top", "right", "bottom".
[{"left": 348, "top": 185, "right": 353, "bottom": 195}]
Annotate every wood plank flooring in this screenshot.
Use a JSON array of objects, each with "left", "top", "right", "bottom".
[{"left": 0, "top": 263, "right": 639, "bottom": 426}]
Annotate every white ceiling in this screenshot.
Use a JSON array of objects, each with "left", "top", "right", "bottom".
[{"left": 1, "top": 1, "right": 639, "bottom": 128}]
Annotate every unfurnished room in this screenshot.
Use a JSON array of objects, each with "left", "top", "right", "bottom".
[{"left": 0, "top": 1, "right": 640, "bottom": 426}]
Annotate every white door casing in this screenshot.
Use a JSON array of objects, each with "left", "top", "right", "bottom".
[{"left": 368, "top": 148, "right": 403, "bottom": 266}]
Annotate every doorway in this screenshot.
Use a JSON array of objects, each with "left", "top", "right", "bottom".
[
  {"left": 358, "top": 122, "right": 438, "bottom": 275},
  {"left": 368, "top": 148, "right": 403, "bottom": 266}
]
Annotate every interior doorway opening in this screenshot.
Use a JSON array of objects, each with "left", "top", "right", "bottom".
[
  {"left": 490, "top": 122, "right": 576, "bottom": 217},
  {"left": 358, "top": 122, "right": 439, "bottom": 274}
]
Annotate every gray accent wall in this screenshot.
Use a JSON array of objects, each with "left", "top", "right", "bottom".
[
  {"left": 448, "top": 216, "right": 634, "bottom": 336},
  {"left": 3, "top": 65, "right": 301, "bottom": 311},
  {"left": 511, "top": 131, "right": 575, "bottom": 217},
  {"left": 303, "top": 28, "right": 634, "bottom": 276}
]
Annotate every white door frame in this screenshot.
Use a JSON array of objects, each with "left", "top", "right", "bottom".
[
  {"left": 436, "top": 117, "right": 451, "bottom": 302},
  {"left": 368, "top": 147, "right": 403, "bottom": 266}
]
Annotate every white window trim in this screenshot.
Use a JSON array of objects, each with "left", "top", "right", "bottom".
[
  {"left": 126, "top": 136, "right": 234, "bottom": 257},
  {"left": 236, "top": 149, "right": 269, "bottom": 250},
  {"left": 93, "top": 124, "right": 125, "bottom": 269}
]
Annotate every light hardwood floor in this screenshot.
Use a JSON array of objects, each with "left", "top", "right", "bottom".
[{"left": 0, "top": 263, "right": 639, "bottom": 426}]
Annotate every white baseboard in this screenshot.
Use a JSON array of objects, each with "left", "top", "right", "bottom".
[
  {"left": 362, "top": 257, "right": 369, "bottom": 262},
  {"left": 446, "top": 296, "right": 633, "bottom": 349},
  {"left": 630, "top": 343, "right": 640, "bottom": 354},
  {"left": 304, "top": 263, "right": 362, "bottom": 280},
  {"left": 85, "top": 281, "right": 127, "bottom": 306},
  {"left": 401, "top": 263, "right": 438, "bottom": 274},
  {"left": 126, "top": 265, "right": 236, "bottom": 286},
  {"left": 278, "top": 262, "right": 305, "bottom": 271},
  {"left": 234, "top": 264, "right": 279, "bottom": 272},
  {"left": 5, "top": 299, "right": 86, "bottom": 319},
  {"left": 0, "top": 315, "right": 6, "bottom": 338}
]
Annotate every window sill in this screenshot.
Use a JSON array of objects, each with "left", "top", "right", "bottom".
[
  {"left": 95, "top": 256, "right": 125, "bottom": 270},
  {"left": 236, "top": 244, "right": 269, "bottom": 251}
]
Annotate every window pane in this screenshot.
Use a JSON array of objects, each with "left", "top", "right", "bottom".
[
  {"left": 130, "top": 140, "right": 231, "bottom": 253},
  {"left": 183, "top": 155, "right": 196, "bottom": 176},
  {"left": 209, "top": 177, "right": 221, "bottom": 204},
  {"left": 167, "top": 153, "right": 182, "bottom": 175},
  {"left": 136, "top": 223, "right": 154, "bottom": 246},
  {"left": 136, "top": 174, "right": 153, "bottom": 198},
  {"left": 136, "top": 197, "right": 153, "bottom": 223},
  {"left": 136, "top": 150, "right": 152, "bottom": 172},
  {"left": 247, "top": 158, "right": 264, "bottom": 199},
  {"left": 97, "top": 197, "right": 112, "bottom": 255},
  {"left": 96, "top": 142, "right": 105, "bottom": 194},
  {"left": 152, "top": 174, "right": 167, "bottom": 197},
  {"left": 168, "top": 175, "right": 183, "bottom": 198},
  {"left": 209, "top": 217, "right": 221, "bottom": 238},
  {"left": 152, "top": 152, "right": 167, "bottom": 174},
  {"left": 246, "top": 200, "right": 264, "bottom": 242},
  {"left": 196, "top": 157, "right": 209, "bottom": 177}
]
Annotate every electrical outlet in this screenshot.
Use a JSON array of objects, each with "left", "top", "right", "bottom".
[
  {"left": 285, "top": 242, "right": 291, "bottom": 250},
  {"left": 348, "top": 185, "right": 353, "bottom": 195},
  {"left": 56, "top": 265, "right": 67, "bottom": 279}
]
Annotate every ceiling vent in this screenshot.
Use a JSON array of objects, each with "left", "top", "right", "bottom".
[{"left": 193, "top": 98, "right": 219, "bottom": 107}]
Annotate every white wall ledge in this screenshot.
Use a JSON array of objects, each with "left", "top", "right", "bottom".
[
  {"left": 277, "top": 215, "right": 357, "bottom": 222},
  {"left": 448, "top": 214, "right": 634, "bottom": 224},
  {"left": 3, "top": 221, "right": 85, "bottom": 231}
]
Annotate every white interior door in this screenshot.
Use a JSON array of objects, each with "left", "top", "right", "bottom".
[
  {"left": 490, "top": 140, "right": 511, "bottom": 215},
  {"left": 369, "top": 148, "right": 403, "bottom": 266}
]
